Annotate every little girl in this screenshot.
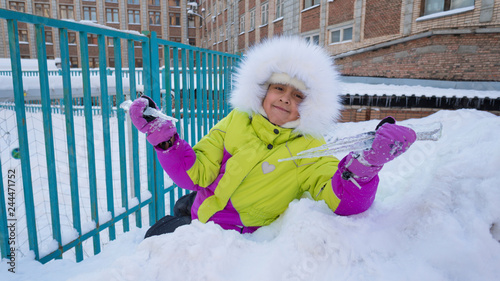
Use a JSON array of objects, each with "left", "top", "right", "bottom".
[{"left": 129, "top": 37, "right": 416, "bottom": 237}]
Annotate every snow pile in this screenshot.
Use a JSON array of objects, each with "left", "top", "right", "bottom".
[{"left": 2, "top": 109, "right": 500, "bottom": 281}]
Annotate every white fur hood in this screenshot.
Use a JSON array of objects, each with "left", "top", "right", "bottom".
[{"left": 229, "top": 36, "right": 343, "bottom": 137}]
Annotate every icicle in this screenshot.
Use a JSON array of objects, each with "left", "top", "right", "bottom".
[
  {"left": 119, "top": 100, "right": 178, "bottom": 122},
  {"left": 279, "top": 122, "right": 443, "bottom": 162}
]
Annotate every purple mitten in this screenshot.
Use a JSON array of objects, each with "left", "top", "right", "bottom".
[
  {"left": 129, "top": 96, "right": 177, "bottom": 147},
  {"left": 361, "top": 119, "right": 417, "bottom": 166},
  {"left": 340, "top": 117, "right": 416, "bottom": 184}
]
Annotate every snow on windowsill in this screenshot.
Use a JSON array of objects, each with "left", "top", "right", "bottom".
[
  {"left": 301, "top": 4, "right": 320, "bottom": 13},
  {"left": 273, "top": 17, "right": 283, "bottom": 23},
  {"left": 416, "top": 6, "right": 475, "bottom": 22}
]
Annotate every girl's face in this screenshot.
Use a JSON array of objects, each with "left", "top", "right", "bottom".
[{"left": 262, "top": 83, "right": 305, "bottom": 126}]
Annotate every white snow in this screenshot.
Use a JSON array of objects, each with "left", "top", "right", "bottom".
[{"left": 1, "top": 108, "right": 500, "bottom": 281}]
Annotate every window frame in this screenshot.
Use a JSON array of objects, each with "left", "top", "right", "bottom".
[
  {"left": 83, "top": 6, "right": 97, "bottom": 22},
  {"left": 275, "top": 0, "right": 284, "bottom": 19},
  {"left": 128, "top": 9, "right": 141, "bottom": 24},
  {"left": 329, "top": 25, "right": 353, "bottom": 45},
  {"left": 9, "top": 1, "right": 25, "bottom": 13},
  {"left": 34, "top": 3, "right": 51, "bottom": 18},
  {"left": 106, "top": 8, "right": 119, "bottom": 23},
  {"left": 149, "top": 11, "right": 161, "bottom": 25},
  {"left": 261, "top": 2, "right": 269, "bottom": 26},
  {"left": 60, "top": 5, "right": 75, "bottom": 20},
  {"left": 304, "top": 0, "right": 320, "bottom": 9},
  {"left": 169, "top": 13, "right": 181, "bottom": 26},
  {"left": 249, "top": 9, "right": 256, "bottom": 31},
  {"left": 303, "top": 34, "right": 320, "bottom": 45}
]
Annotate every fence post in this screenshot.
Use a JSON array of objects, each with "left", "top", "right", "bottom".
[{"left": 7, "top": 18, "right": 39, "bottom": 261}]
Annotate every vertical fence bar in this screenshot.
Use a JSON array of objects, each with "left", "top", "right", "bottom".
[
  {"left": 163, "top": 45, "right": 176, "bottom": 215},
  {"left": 164, "top": 46, "right": 173, "bottom": 116},
  {"left": 59, "top": 27, "right": 83, "bottom": 261},
  {"left": 189, "top": 49, "right": 196, "bottom": 145},
  {"left": 141, "top": 37, "right": 157, "bottom": 226},
  {"left": 218, "top": 55, "right": 224, "bottom": 121},
  {"left": 97, "top": 33, "right": 116, "bottom": 240},
  {"left": 35, "top": 24, "right": 62, "bottom": 258},
  {"left": 149, "top": 32, "right": 165, "bottom": 220},
  {"left": 201, "top": 52, "right": 208, "bottom": 136},
  {"left": 113, "top": 36, "right": 130, "bottom": 232},
  {"left": 172, "top": 47, "right": 184, "bottom": 201},
  {"left": 79, "top": 31, "right": 100, "bottom": 256},
  {"left": 8, "top": 19, "right": 39, "bottom": 260},
  {"left": 196, "top": 50, "right": 202, "bottom": 142},
  {"left": 213, "top": 54, "right": 219, "bottom": 123},
  {"left": 223, "top": 56, "right": 229, "bottom": 117},
  {"left": 181, "top": 48, "right": 189, "bottom": 149},
  {"left": 207, "top": 53, "right": 213, "bottom": 129},
  {"left": 128, "top": 39, "right": 142, "bottom": 228}
]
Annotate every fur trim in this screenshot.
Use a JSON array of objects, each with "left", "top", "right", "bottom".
[
  {"left": 266, "top": 73, "right": 307, "bottom": 91},
  {"left": 229, "top": 36, "right": 343, "bottom": 137}
]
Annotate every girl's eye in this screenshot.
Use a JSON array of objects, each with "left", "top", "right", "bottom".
[
  {"left": 295, "top": 94, "right": 304, "bottom": 100},
  {"left": 275, "top": 86, "right": 284, "bottom": 91}
]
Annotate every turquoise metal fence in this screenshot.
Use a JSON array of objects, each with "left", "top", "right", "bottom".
[{"left": 0, "top": 9, "right": 239, "bottom": 264}]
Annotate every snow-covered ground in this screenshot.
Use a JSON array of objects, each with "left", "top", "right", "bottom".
[{"left": 1, "top": 108, "right": 499, "bottom": 281}]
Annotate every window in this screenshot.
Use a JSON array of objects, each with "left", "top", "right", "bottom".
[
  {"left": 107, "top": 37, "right": 114, "bottom": 46},
  {"left": 88, "top": 34, "right": 98, "bottom": 45},
  {"left": 170, "top": 37, "right": 181, "bottom": 42},
  {"left": 128, "top": 0, "right": 139, "bottom": 4},
  {"left": 45, "top": 31, "right": 53, "bottom": 44},
  {"left": 83, "top": 7, "right": 97, "bottom": 21},
  {"left": 330, "top": 26, "right": 353, "bottom": 44},
  {"left": 106, "top": 8, "right": 119, "bottom": 23},
  {"left": 250, "top": 9, "right": 255, "bottom": 30},
  {"left": 149, "top": 0, "right": 160, "bottom": 5},
  {"left": 304, "top": 34, "right": 319, "bottom": 45},
  {"left": 35, "top": 3, "right": 50, "bottom": 17},
  {"left": 261, "top": 2, "right": 269, "bottom": 25},
  {"left": 9, "top": 1, "right": 25, "bottom": 13},
  {"left": 68, "top": 32, "right": 77, "bottom": 44},
  {"left": 188, "top": 16, "right": 195, "bottom": 28},
  {"left": 60, "top": 5, "right": 74, "bottom": 20},
  {"left": 422, "top": 0, "right": 475, "bottom": 16},
  {"left": 18, "top": 30, "right": 28, "bottom": 43},
  {"left": 106, "top": 0, "right": 118, "bottom": 3},
  {"left": 239, "top": 15, "right": 245, "bottom": 33},
  {"left": 276, "top": 0, "right": 284, "bottom": 18},
  {"left": 169, "top": 13, "right": 180, "bottom": 26},
  {"left": 89, "top": 57, "right": 99, "bottom": 68},
  {"left": 135, "top": 58, "right": 143, "bottom": 67},
  {"left": 149, "top": 11, "right": 161, "bottom": 25},
  {"left": 170, "top": 0, "right": 180, "bottom": 7},
  {"left": 109, "top": 58, "right": 115, "bottom": 68},
  {"left": 189, "top": 38, "right": 196, "bottom": 46},
  {"left": 304, "top": 0, "right": 320, "bottom": 9},
  {"left": 128, "top": 10, "right": 140, "bottom": 24},
  {"left": 219, "top": 26, "right": 224, "bottom": 41},
  {"left": 70, "top": 57, "right": 79, "bottom": 68}
]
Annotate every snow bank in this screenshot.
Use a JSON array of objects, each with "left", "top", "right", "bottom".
[{"left": 1, "top": 109, "right": 500, "bottom": 281}]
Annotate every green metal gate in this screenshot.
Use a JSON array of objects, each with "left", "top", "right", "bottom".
[{"left": 0, "top": 8, "right": 239, "bottom": 264}]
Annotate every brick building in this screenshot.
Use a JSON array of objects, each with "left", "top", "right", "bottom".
[
  {"left": 0, "top": 0, "right": 201, "bottom": 68},
  {"left": 200, "top": 0, "right": 499, "bottom": 82}
]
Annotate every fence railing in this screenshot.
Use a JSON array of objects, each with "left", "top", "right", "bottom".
[{"left": 0, "top": 8, "right": 239, "bottom": 264}]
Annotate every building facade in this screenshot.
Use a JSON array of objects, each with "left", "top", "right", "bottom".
[
  {"left": 0, "top": 0, "right": 201, "bottom": 68},
  {"left": 1, "top": 0, "right": 499, "bottom": 82},
  {"left": 199, "top": 0, "right": 499, "bottom": 82}
]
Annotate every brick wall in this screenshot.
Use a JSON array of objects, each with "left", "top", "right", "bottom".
[
  {"left": 339, "top": 106, "right": 500, "bottom": 122},
  {"left": 364, "top": 0, "right": 402, "bottom": 39},
  {"left": 336, "top": 33, "right": 500, "bottom": 81},
  {"left": 328, "top": 0, "right": 355, "bottom": 26},
  {"left": 260, "top": 25, "right": 268, "bottom": 41},
  {"left": 301, "top": 6, "right": 320, "bottom": 33},
  {"left": 274, "top": 19, "right": 283, "bottom": 35}
]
